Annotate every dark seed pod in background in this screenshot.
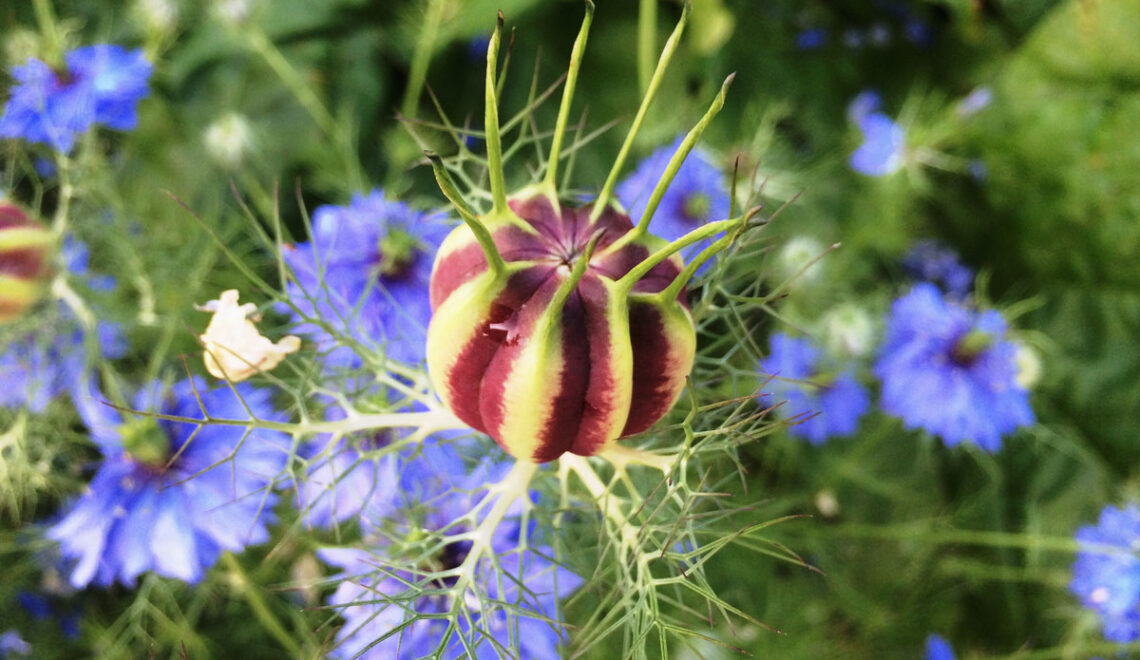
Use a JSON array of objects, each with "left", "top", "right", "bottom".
[{"left": 0, "top": 203, "right": 54, "bottom": 324}]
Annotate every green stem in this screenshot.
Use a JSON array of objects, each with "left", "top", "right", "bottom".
[
  {"left": 246, "top": 29, "right": 363, "bottom": 190},
  {"left": 637, "top": 0, "right": 657, "bottom": 95},
  {"left": 31, "top": 0, "right": 63, "bottom": 66},
  {"left": 544, "top": 0, "right": 595, "bottom": 190},
  {"left": 614, "top": 214, "right": 744, "bottom": 295},
  {"left": 592, "top": 2, "right": 690, "bottom": 222},
  {"left": 630, "top": 73, "right": 734, "bottom": 237},
  {"left": 220, "top": 553, "right": 302, "bottom": 657},
  {"left": 485, "top": 13, "right": 511, "bottom": 216},
  {"left": 425, "top": 151, "right": 506, "bottom": 278},
  {"left": 400, "top": 0, "right": 447, "bottom": 120}
]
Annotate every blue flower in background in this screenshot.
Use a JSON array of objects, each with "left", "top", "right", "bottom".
[
  {"left": 282, "top": 190, "right": 450, "bottom": 368},
  {"left": 0, "top": 630, "right": 31, "bottom": 657},
  {"left": 1070, "top": 503, "right": 1140, "bottom": 643},
  {"left": 319, "top": 464, "right": 582, "bottom": 658},
  {"left": 47, "top": 377, "right": 290, "bottom": 587},
  {"left": 759, "top": 333, "right": 870, "bottom": 445},
  {"left": 796, "top": 28, "right": 827, "bottom": 50},
  {"left": 295, "top": 396, "right": 467, "bottom": 530},
  {"left": 874, "top": 283, "right": 1034, "bottom": 451},
  {"left": 902, "top": 239, "right": 974, "bottom": 299},
  {"left": 616, "top": 134, "right": 730, "bottom": 267},
  {"left": 0, "top": 239, "right": 124, "bottom": 412},
  {"left": 0, "top": 45, "right": 151, "bottom": 152},
  {"left": 848, "top": 91, "right": 905, "bottom": 176},
  {"left": 924, "top": 634, "right": 956, "bottom": 660}
]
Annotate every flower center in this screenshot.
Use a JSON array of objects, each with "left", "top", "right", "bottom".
[
  {"left": 682, "top": 192, "right": 711, "bottom": 223},
  {"left": 950, "top": 328, "right": 992, "bottom": 367},
  {"left": 120, "top": 417, "right": 170, "bottom": 467},
  {"left": 376, "top": 229, "right": 419, "bottom": 281}
]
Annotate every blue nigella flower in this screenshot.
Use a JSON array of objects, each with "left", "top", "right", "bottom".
[
  {"left": 1070, "top": 503, "right": 1140, "bottom": 643},
  {"left": 0, "top": 630, "right": 31, "bottom": 657},
  {"left": 848, "top": 91, "right": 905, "bottom": 176},
  {"left": 901, "top": 239, "right": 974, "bottom": 299},
  {"left": 295, "top": 397, "right": 467, "bottom": 530},
  {"left": 796, "top": 28, "right": 828, "bottom": 50},
  {"left": 759, "top": 333, "right": 870, "bottom": 445},
  {"left": 0, "top": 238, "right": 124, "bottom": 412},
  {"left": 0, "top": 45, "right": 152, "bottom": 152},
  {"left": 874, "top": 283, "right": 1035, "bottom": 451},
  {"left": 616, "top": 134, "right": 730, "bottom": 267},
  {"left": 319, "top": 463, "right": 582, "bottom": 658},
  {"left": 47, "top": 377, "right": 290, "bottom": 588},
  {"left": 924, "top": 634, "right": 956, "bottom": 660},
  {"left": 281, "top": 189, "right": 450, "bottom": 368}
]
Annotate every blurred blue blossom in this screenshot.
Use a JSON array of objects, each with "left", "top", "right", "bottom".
[
  {"left": 616, "top": 134, "right": 730, "bottom": 266},
  {"left": 759, "top": 333, "right": 870, "bottom": 445},
  {"left": 957, "top": 86, "right": 993, "bottom": 118},
  {"left": 48, "top": 377, "right": 290, "bottom": 588},
  {"left": 1070, "top": 503, "right": 1140, "bottom": 643},
  {"left": 295, "top": 397, "right": 467, "bottom": 529},
  {"left": 874, "top": 283, "right": 1034, "bottom": 451},
  {"left": 924, "top": 634, "right": 955, "bottom": 660},
  {"left": 0, "top": 45, "right": 151, "bottom": 152},
  {"left": 16, "top": 592, "right": 80, "bottom": 640},
  {"left": 320, "top": 464, "right": 582, "bottom": 658},
  {"left": 796, "top": 28, "right": 827, "bottom": 50},
  {"left": 848, "top": 91, "right": 905, "bottom": 176},
  {"left": 901, "top": 239, "right": 974, "bottom": 298},
  {"left": 0, "top": 630, "right": 31, "bottom": 657},
  {"left": 282, "top": 190, "right": 450, "bottom": 368},
  {"left": 0, "top": 239, "right": 124, "bottom": 412}
]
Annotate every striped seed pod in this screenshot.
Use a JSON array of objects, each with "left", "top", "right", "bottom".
[
  {"left": 0, "top": 203, "right": 53, "bottom": 324},
  {"left": 423, "top": 7, "right": 750, "bottom": 463}
]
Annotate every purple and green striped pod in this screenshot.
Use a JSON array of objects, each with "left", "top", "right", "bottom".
[
  {"left": 425, "top": 5, "right": 745, "bottom": 463},
  {"left": 0, "top": 203, "right": 53, "bottom": 324},
  {"left": 427, "top": 190, "right": 698, "bottom": 463}
]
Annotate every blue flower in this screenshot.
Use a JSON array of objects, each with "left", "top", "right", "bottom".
[
  {"left": 924, "top": 634, "right": 956, "bottom": 660},
  {"left": 294, "top": 396, "right": 467, "bottom": 530},
  {"left": 319, "top": 464, "right": 582, "bottom": 658},
  {"left": 0, "top": 45, "right": 151, "bottom": 152},
  {"left": 796, "top": 28, "right": 827, "bottom": 50},
  {"left": 847, "top": 91, "right": 905, "bottom": 176},
  {"left": 874, "top": 284, "right": 1035, "bottom": 451},
  {"left": 616, "top": 134, "right": 730, "bottom": 268},
  {"left": 282, "top": 190, "right": 450, "bottom": 368},
  {"left": 47, "top": 377, "right": 290, "bottom": 587},
  {"left": 1070, "top": 503, "right": 1140, "bottom": 643},
  {"left": 759, "top": 333, "right": 870, "bottom": 445},
  {"left": 0, "top": 239, "right": 124, "bottom": 412},
  {"left": 0, "top": 630, "right": 31, "bottom": 657},
  {"left": 901, "top": 239, "right": 974, "bottom": 299}
]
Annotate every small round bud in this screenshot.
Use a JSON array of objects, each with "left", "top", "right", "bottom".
[
  {"left": 135, "top": 0, "right": 179, "bottom": 34},
  {"left": 1014, "top": 342, "right": 1042, "bottom": 389},
  {"left": 0, "top": 203, "right": 54, "bottom": 325},
  {"left": 822, "top": 303, "right": 876, "bottom": 358},
  {"left": 214, "top": 0, "right": 256, "bottom": 27},
  {"left": 774, "top": 235, "right": 825, "bottom": 289},
  {"left": 203, "top": 112, "right": 254, "bottom": 168}
]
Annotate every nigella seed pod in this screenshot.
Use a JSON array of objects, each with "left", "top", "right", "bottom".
[
  {"left": 424, "top": 6, "right": 753, "bottom": 463},
  {"left": 0, "top": 202, "right": 53, "bottom": 324}
]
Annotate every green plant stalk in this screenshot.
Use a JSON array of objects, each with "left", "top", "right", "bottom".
[
  {"left": 637, "top": 0, "right": 657, "bottom": 95},
  {"left": 220, "top": 553, "right": 302, "bottom": 657},
  {"left": 31, "top": 0, "right": 63, "bottom": 65},
  {"left": 592, "top": 2, "right": 689, "bottom": 222},
  {"left": 245, "top": 28, "right": 363, "bottom": 190},
  {"left": 400, "top": 0, "right": 447, "bottom": 121},
  {"left": 543, "top": 0, "right": 595, "bottom": 191}
]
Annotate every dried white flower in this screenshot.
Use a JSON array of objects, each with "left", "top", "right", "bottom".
[{"left": 198, "top": 289, "right": 300, "bottom": 382}]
